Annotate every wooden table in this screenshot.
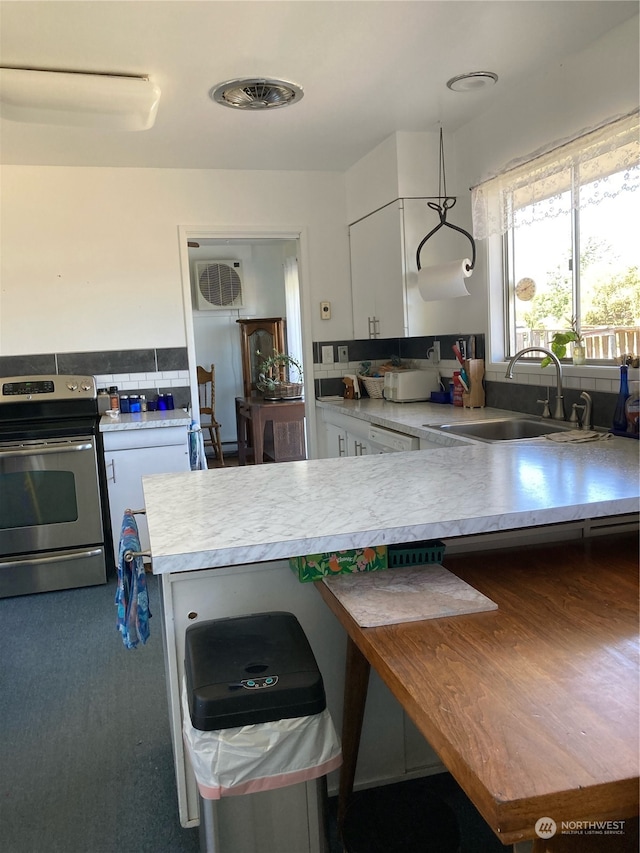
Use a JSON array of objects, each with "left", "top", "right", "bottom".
[
  {"left": 235, "top": 395, "right": 305, "bottom": 465},
  {"left": 316, "top": 534, "right": 639, "bottom": 849}
]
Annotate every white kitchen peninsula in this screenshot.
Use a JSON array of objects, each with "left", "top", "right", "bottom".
[{"left": 142, "top": 434, "right": 639, "bottom": 829}]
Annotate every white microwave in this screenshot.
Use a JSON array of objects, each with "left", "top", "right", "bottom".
[{"left": 383, "top": 369, "right": 440, "bottom": 403}]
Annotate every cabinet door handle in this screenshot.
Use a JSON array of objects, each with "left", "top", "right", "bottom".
[
  {"left": 373, "top": 317, "right": 380, "bottom": 338},
  {"left": 368, "top": 317, "right": 374, "bottom": 339},
  {"left": 338, "top": 434, "right": 345, "bottom": 457},
  {"left": 107, "top": 458, "right": 116, "bottom": 484}
]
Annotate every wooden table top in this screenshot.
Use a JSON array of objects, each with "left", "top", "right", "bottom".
[{"left": 317, "top": 533, "right": 639, "bottom": 844}]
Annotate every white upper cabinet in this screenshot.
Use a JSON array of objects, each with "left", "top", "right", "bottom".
[
  {"left": 350, "top": 201, "right": 406, "bottom": 339},
  {"left": 349, "top": 198, "right": 463, "bottom": 339}
]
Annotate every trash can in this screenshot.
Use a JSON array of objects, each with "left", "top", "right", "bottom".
[{"left": 183, "top": 612, "right": 342, "bottom": 853}]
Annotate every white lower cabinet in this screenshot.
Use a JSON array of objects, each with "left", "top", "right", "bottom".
[
  {"left": 325, "top": 420, "right": 372, "bottom": 457},
  {"left": 103, "top": 426, "right": 190, "bottom": 559},
  {"left": 321, "top": 409, "right": 419, "bottom": 458},
  {"left": 324, "top": 421, "right": 348, "bottom": 458}
]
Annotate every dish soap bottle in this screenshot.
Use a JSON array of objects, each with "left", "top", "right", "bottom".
[{"left": 612, "top": 363, "right": 630, "bottom": 432}]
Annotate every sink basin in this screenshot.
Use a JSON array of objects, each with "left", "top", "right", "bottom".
[{"left": 426, "top": 418, "right": 575, "bottom": 443}]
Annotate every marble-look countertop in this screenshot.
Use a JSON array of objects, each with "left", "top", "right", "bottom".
[
  {"left": 99, "top": 409, "right": 191, "bottom": 431},
  {"left": 143, "top": 430, "right": 639, "bottom": 574}
]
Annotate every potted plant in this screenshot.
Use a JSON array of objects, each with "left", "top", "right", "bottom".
[
  {"left": 257, "top": 351, "right": 304, "bottom": 399},
  {"left": 542, "top": 316, "right": 585, "bottom": 367}
]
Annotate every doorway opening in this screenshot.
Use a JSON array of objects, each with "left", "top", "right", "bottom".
[{"left": 180, "top": 230, "right": 308, "bottom": 466}]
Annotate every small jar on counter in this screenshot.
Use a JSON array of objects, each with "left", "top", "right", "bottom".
[
  {"left": 97, "top": 388, "right": 110, "bottom": 415},
  {"left": 164, "top": 393, "right": 175, "bottom": 410},
  {"left": 129, "top": 395, "right": 141, "bottom": 413},
  {"left": 109, "top": 386, "right": 119, "bottom": 409},
  {"left": 140, "top": 395, "right": 147, "bottom": 412},
  {"left": 119, "top": 395, "right": 130, "bottom": 414}
]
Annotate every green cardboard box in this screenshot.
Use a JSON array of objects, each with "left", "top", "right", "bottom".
[{"left": 289, "top": 546, "right": 388, "bottom": 583}]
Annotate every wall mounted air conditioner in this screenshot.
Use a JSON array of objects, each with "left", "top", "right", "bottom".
[{"left": 193, "top": 260, "right": 244, "bottom": 310}]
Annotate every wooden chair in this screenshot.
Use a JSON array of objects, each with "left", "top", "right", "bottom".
[{"left": 197, "top": 365, "right": 224, "bottom": 466}]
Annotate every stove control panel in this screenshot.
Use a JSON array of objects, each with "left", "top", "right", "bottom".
[{"left": 1, "top": 375, "right": 97, "bottom": 401}]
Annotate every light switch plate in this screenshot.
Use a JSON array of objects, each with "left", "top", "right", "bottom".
[
  {"left": 338, "top": 345, "right": 349, "bottom": 364},
  {"left": 320, "top": 301, "right": 331, "bottom": 320},
  {"left": 322, "top": 345, "right": 334, "bottom": 364}
]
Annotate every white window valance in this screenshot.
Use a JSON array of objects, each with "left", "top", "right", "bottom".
[{"left": 471, "top": 111, "right": 640, "bottom": 240}]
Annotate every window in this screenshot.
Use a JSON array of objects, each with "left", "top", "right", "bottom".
[{"left": 472, "top": 112, "right": 640, "bottom": 363}]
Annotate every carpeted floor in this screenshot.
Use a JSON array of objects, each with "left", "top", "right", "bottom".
[
  {"left": 0, "top": 576, "right": 200, "bottom": 853},
  {"left": 1, "top": 578, "right": 509, "bottom": 853}
]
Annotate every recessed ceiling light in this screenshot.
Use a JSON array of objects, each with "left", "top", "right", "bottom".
[
  {"left": 446, "top": 72, "right": 498, "bottom": 93},
  {"left": 210, "top": 77, "right": 303, "bottom": 110}
]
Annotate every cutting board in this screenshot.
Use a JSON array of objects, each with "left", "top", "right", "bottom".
[{"left": 322, "top": 564, "right": 497, "bottom": 627}]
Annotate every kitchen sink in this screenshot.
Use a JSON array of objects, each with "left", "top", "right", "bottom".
[{"left": 425, "top": 418, "right": 576, "bottom": 443}]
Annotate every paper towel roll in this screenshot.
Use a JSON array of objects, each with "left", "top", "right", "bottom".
[{"left": 417, "top": 259, "right": 472, "bottom": 302}]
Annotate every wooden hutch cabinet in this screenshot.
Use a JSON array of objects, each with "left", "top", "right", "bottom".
[{"left": 236, "top": 317, "right": 286, "bottom": 398}]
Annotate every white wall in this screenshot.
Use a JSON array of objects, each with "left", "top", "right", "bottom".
[
  {"left": 454, "top": 17, "right": 639, "bottom": 190},
  {"left": 0, "top": 167, "right": 352, "bottom": 354}
]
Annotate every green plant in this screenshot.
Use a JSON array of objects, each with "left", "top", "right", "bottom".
[
  {"left": 257, "top": 350, "right": 303, "bottom": 391},
  {"left": 541, "top": 316, "right": 584, "bottom": 368}
]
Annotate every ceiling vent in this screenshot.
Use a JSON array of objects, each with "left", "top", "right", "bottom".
[
  {"left": 194, "top": 260, "right": 243, "bottom": 310},
  {"left": 209, "top": 78, "right": 303, "bottom": 110}
]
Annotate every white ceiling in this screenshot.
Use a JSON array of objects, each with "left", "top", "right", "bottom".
[{"left": 0, "top": 0, "right": 637, "bottom": 171}]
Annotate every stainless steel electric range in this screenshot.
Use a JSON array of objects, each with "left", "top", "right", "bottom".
[{"left": 0, "top": 375, "right": 113, "bottom": 598}]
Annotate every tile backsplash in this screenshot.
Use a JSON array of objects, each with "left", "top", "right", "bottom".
[
  {"left": 0, "top": 348, "right": 191, "bottom": 410},
  {"left": 312, "top": 332, "right": 626, "bottom": 429}
]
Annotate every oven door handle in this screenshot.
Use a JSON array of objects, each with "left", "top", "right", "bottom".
[
  {"left": 0, "top": 441, "right": 93, "bottom": 458},
  {"left": 0, "top": 548, "right": 103, "bottom": 569}
]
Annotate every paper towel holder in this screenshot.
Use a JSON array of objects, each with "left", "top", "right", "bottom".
[{"left": 416, "top": 128, "right": 476, "bottom": 274}]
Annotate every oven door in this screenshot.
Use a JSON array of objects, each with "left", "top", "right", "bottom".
[{"left": 0, "top": 435, "right": 104, "bottom": 557}]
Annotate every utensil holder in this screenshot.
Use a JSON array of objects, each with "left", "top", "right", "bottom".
[{"left": 462, "top": 359, "right": 485, "bottom": 408}]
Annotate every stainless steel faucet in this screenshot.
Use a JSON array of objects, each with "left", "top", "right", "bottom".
[
  {"left": 505, "top": 347, "right": 566, "bottom": 420},
  {"left": 579, "top": 391, "right": 593, "bottom": 430}
]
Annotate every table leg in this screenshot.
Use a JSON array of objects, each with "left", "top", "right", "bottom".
[
  {"left": 337, "top": 636, "right": 371, "bottom": 829},
  {"left": 252, "top": 409, "right": 265, "bottom": 464},
  {"left": 235, "top": 400, "right": 247, "bottom": 466}
]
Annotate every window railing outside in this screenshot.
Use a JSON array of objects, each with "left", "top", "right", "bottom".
[{"left": 515, "top": 326, "right": 639, "bottom": 360}]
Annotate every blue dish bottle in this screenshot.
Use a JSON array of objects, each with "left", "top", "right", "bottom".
[{"left": 612, "top": 363, "right": 630, "bottom": 432}]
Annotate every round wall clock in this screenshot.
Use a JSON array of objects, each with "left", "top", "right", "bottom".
[{"left": 515, "top": 277, "right": 536, "bottom": 301}]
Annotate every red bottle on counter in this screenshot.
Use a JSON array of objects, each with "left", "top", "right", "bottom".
[{"left": 452, "top": 372, "right": 464, "bottom": 407}]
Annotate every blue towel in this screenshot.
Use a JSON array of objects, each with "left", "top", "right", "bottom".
[{"left": 115, "top": 510, "right": 151, "bottom": 649}]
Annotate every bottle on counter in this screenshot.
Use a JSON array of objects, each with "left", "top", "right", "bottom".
[
  {"left": 119, "top": 395, "right": 130, "bottom": 414},
  {"left": 97, "top": 388, "right": 110, "bottom": 415},
  {"left": 129, "top": 395, "right": 141, "bottom": 413},
  {"left": 108, "top": 386, "right": 120, "bottom": 410},
  {"left": 452, "top": 372, "right": 464, "bottom": 407},
  {"left": 612, "top": 363, "right": 630, "bottom": 432},
  {"left": 140, "top": 395, "right": 147, "bottom": 412}
]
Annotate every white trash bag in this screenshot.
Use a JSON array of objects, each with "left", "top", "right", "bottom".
[{"left": 181, "top": 680, "right": 342, "bottom": 800}]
